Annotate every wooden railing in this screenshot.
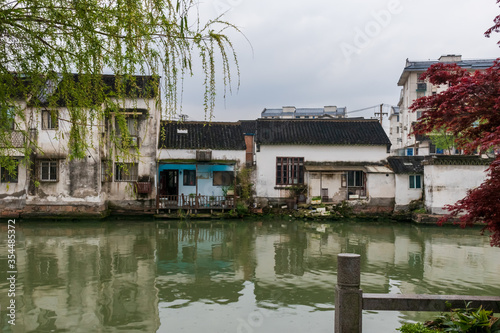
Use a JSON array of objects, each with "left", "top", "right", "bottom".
[
  {"left": 157, "top": 194, "right": 234, "bottom": 210},
  {"left": 334, "top": 253, "right": 500, "bottom": 332}
]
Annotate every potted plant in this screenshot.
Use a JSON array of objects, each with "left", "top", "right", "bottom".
[{"left": 311, "top": 196, "right": 321, "bottom": 204}]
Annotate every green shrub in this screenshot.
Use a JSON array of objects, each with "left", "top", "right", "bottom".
[
  {"left": 396, "top": 323, "right": 437, "bottom": 333},
  {"left": 397, "top": 303, "right": 500, "bottom": 333}
]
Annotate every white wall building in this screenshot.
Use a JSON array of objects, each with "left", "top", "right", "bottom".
[{"left": 252, "top": 118, "right": 394, "bottom": 210}]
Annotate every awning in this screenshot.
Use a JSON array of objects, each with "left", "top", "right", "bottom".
[
  {"left": 304, "top": 165, "right": 365, "bottom": 172},
  {"left": 304, "top": 164, "right": 393, "bottom": 173},
  {"left": 364, "top": 166, "right": 393, "bottom": 174}
]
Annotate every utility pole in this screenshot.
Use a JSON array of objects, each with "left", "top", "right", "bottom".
[{"left": 374, "top": 104, "right": 388, "bottom": 126}]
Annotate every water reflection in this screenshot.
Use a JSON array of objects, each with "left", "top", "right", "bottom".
[{"left": 0, "top": 220, "right": 499, "bottom": 333}]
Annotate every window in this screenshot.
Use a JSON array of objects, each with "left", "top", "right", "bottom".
[
  {"left": 116, "top": 116, "right": 140, "bottom": 136},
  {"left": 409, "top": 175, "right": 421, "bottom": 189},
  {"left": 42, "top": 110, "right": 58, "bottom": 129},
  {"left": 276, "top": 157, "right": 304, "bottom": 185},
  {"left": 183, "top": 170, "right": 196, "bottom": 186},
  {"left": 1, "top": 106, "right": 15, "bottom": 130},
  {"left": 347, "top": 171, "right": 364, "bottom": 187},
  {"left": 406, "top": 148, "right": 414, "bottom": 156},
  {"left": 40, "top": 160, "right": 58, "bottom": 181},
  {"left": 1, "top": 163, "right": 18, "bottom": 183},
  {"left": 213, "top": 171, "right": 234, "bottom": 186},
  {"left": 115, "top": 163, "right": 138, "bottom": 182},
  {"left": 101, "top": 160, "right": 112, "bottom": 182},
  {"left": 115, "top": 115, "right": 141, "bottom": 147}
]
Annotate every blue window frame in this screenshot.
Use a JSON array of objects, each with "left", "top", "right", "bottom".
[{"left": 409, "top": 175, "right": 421, "bottom": 189}]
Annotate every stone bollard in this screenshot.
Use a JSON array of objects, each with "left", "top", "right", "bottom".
[{"left": 335, "top": 253, "right": 362, "bottom": 333}]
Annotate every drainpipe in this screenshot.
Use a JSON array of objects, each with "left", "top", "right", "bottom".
[
  {"left": 195, "top": 164, "right": 198, "bottom": 208},
  {"left": 320, "top": 171, "right": 323, "bottom": 198},
  {"left": 346, "top": 171, "right": 349, "bottom": 200}
]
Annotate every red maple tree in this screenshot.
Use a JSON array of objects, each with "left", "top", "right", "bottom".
[{"left": 410, "top": 8, "right": 500, "bottom": 246}]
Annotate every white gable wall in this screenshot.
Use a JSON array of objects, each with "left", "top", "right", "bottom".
[
  {"left": 255, "top": 144, "right": 388, "bottom": 198},
  {"left": 158, "top": 149, "right": 245, "bottom": 163},
  {"left": 424, "top": 164, "right": 488, "bottom": 214}
]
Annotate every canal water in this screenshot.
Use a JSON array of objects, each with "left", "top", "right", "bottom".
[{"left": 1, "top": 219, "right": 499, "bottom": 333}]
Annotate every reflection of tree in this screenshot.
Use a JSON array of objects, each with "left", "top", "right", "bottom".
[{"left": 8, "top": 222, "right": 159, "bottom": 333}]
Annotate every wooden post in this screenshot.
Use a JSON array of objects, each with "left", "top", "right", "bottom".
[{"left": 335, "top": 253, "right": 362, "bottom": 333}]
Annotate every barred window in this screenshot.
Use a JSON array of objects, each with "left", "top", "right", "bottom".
[
  {"left": 276, "top": 157, "right": 304, "bottom": 185},
  {"left": 115, "top": 163, "right": 138, "bottom": 182},
  {"left": 101, "top": 160, "right": 112, "bottom": 182},
  {"left": 42, "top": 110, "right": 58, "bottom": 129},
  {"left": 40, "top": 160, "right": 58, "bottom": 182}
]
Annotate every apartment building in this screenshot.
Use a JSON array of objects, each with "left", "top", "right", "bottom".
[{"left": 392, "top": 54, "right": 496, "bottom": 156}]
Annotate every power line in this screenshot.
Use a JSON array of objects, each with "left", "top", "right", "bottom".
[{"left": 347, "top": 103, "right": 395, "bottom": 114}]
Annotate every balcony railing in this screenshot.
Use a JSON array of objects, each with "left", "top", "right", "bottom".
[
  {"left": 157, "top": 194, "right": 234, "bottom": 210},
  {"left": 0, "top": 131, "right": 25, "bottom": 148}
]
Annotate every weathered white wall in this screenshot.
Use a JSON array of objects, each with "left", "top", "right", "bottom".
[
  {"left": 424, "top": 164, "right": 488, "bottom": 214},
  {"left": 106, "top": 98, "right": 159, "bottom": 204},
  {"left": 394, "top": 174, "right": 423, "bottom": 210},
  {"left": 255, "top": 145, "right": 388, "bottom": 199},
  {"left": 367, "top": 172, "right": 395, "bottom": 200},
  {"left": 158, "top": 149, "right": 246, "bottom": 163},
  {"left": 0, "top": 162, "right": 28, "bottom": 209}
]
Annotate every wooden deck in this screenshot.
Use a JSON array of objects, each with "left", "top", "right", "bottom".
[{"left": 156, "top": 194, "right": 235, "bottom": 211}]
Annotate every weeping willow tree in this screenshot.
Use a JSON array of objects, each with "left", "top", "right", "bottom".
[{"left": 0, "top": 0, "right": 240, "bottom": 176}]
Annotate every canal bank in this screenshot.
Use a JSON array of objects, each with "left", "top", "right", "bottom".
[{"left": 1, "top": 200, "right": 464, "bottom": 228}]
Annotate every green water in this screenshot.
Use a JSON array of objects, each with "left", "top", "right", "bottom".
[{"left": 0, "top": 219, "right": 499, "bottom": 333}]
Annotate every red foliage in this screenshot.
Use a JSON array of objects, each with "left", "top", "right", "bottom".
[
  {"left": 485, "top": 0, "right": 500, "bottom": 45},
  {"left": 410, "top": 60, "right": 500, "bottom": 246}
]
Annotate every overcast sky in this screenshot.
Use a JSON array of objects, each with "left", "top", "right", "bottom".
[{"left": 177, "top": 0, "right": 500, "bottom": 122}]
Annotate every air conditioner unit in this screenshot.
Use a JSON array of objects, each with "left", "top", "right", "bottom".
[{"left": 196, "top": 150, "right": 212, "bottom": 161}]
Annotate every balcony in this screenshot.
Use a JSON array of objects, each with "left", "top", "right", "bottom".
[
  {"left": 157, "top": 194, "right": 234, "bottom": 210},
  {"left": 0, "top": 131, "right": 25, "bottom": 148}
]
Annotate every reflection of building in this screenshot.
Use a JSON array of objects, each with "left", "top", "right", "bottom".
[
  {"left": 0, "top": 223, "right": 160, "bottom": 333},
  {"left": 155, "top": 224, "right": 255, "bottom": 304}
]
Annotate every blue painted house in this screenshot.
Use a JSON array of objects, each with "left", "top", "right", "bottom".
[{"left": 157, "top": 121, "right": 249, "bottom": 209}]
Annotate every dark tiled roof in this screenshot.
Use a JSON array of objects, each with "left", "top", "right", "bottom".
[
  {"left": 387, "top": 156, "right": 425, "bottom": 174},
  {"left": 423, "top": 155, "right": 493, "bottom": 166},
  {"left": 159, "top": 121, "right": 246, "bottom": 150},
  {"left": 239, "top": 120, "right": 257, "bottom": 135},
  {"left": 255, "top": 119, "right": 391, "bottom": 146}
]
